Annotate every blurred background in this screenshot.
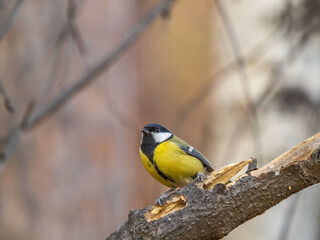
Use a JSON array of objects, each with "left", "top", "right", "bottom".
[{"left": 0, "top": 0, "right": 319, "bottom": 239}]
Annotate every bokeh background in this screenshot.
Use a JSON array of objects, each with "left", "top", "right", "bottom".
[{"left": 0, "top": 0, "right": 319, "bottom": 239}]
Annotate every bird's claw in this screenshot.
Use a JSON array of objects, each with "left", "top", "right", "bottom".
[
  {"left": 155, "top": 192, "right": 167, "bottom": 205},
  {"left": 155, "top": 188, "right": 176, "bottom": 206},
  {"left": 196, "top": 172, "right": 206, "bottom": 183},
  {"left": 155, "top": 197, "right": 165, "bottom": 206}
]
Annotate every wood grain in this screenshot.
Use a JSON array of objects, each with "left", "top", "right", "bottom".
[{"left": 107, "top": 132, "right": 320, "bottom": 240}]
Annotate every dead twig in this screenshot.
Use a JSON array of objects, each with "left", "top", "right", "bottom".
[
  {"left": 56, "top": 0, "right": 87, "bottom": 55},
  {"left": 0, "top": 0, "right": 176, "bottom": 166},
  {"left": 220, "top": 20, "right": 320, "bottom": 165},
  {"left": 24, "top": 0, "right": 176, "bottom": 130},
  {"left": 214, "top": 0, "right": 262, "bottom": 160},
  {"left": 107, "top": 132, "right": 320, "bottom": 239},
  {"left": 0, "top": 79, "right": 15, "bottom": 114},
  {"left": 172, "top": 25, "right": 280, "bottom": 131},
  {"left": 93, "top": 85, "right": 140, "bottom": 130},
  {"left": 0, "top": 0, "right": 24, "bottom": 43},
  {"left": 0, "top": 101, "right": 35, "bottom": 168},
  {"left": 277, "top": 193, "right": 300, "bottom": 240}
]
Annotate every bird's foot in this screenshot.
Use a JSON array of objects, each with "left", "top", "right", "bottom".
[
  {"left": 196, "top": 172, "right": 206, "bottom": 183},
  {"left": 155, "top": 188, "right": 177, "bottom": 206}
]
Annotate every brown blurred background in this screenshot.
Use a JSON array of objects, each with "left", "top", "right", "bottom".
[{"left": 0, "top": 0, "right": 319, "bottom": 239}]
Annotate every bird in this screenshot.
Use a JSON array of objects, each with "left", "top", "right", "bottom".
[{"left": 139, "top": 123, "right": 214, "bottom": 204}]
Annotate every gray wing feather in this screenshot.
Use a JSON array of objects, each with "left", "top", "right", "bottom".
[{"left": 179, "top": 145, "right": 214, "bottom": 172}]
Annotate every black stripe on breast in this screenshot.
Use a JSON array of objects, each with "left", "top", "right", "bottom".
[
  {"left": 140, "top": 136, "right": 174, "bottom": 183},
  {"left": 153, "top": 162, "right": 174, "bottom": 182}
]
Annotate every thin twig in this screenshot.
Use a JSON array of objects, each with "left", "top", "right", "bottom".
[
  {"left": 0, "top": 0, "right": 176, "bottom": 166},
  {"left": 56, "top": 0, "right": 87, "bottom": 55},
  {"left": 220, "top": 21, "right": 320, "bottom": 165},
  {"left": 277, "top": 193, "right": 300, "bottom": 240},
  {"left": 25, "top": 0, "right": 175, "bottom": 129},
  {"left": 220, "top": 67, "right": 283, "bottom": 165},
  {"left": 38, "top": 44, "right": 66, "bottom": 102},
  {"left": 214, "top": 0, "right": 262, "bottom": 160},
  {"left": 93, "top": 85, "right": 140, "bottom": 130},
  {"left": 20, "top": 101, "right": 36, "bottom": 129},
  {"left": 0, "top": 0, "right": 24, "bottom": 43},
  {"left": 0, "top": 79, "right": 15, "bottom": 114},
  {"left": 0, "top": 128, "right": 20, "bottom": 169},
  {"left": 172, "top": 25, "right": 280, "bottom": 131},
  {"left": 0, "top": 102, "right": 34, "bottom": 168}
]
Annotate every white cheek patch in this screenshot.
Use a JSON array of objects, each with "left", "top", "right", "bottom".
[{"left": 152, "top": 132, "right": 172, "bottom": 143}]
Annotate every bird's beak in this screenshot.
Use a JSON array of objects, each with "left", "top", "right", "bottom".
[{"left": 141, "top": 128, "right": 150, "bottom": 134}]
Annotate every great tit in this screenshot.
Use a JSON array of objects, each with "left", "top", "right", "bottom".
[{"left": 139, "top": 124, "right": 214, "bottom": 191}]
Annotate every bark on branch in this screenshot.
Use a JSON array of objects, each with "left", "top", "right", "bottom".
[{"left": 107, "top": 132, "right": 320, "bottom": 240}]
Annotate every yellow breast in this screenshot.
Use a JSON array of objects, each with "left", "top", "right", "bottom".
[
  {"left": 140, "top": 141, "right": 204, "bottom": 188},
  {"left": 140, "top": 149, "right": 173, "bottom": 187}
]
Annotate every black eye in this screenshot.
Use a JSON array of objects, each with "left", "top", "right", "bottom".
[{"left": 155, "top": 128, "right": 160, "bottom": 133}]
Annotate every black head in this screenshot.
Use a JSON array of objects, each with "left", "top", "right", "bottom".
[
  {"left": 141, "top": 124, "right": 170, "bottom": 134},
  {"left": 141, "top": 124, "right": 173, "bottom": 143}
]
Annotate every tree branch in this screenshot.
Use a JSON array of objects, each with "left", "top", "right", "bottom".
[
  {"left": 0, "top": 0, "right": 176, "bottom": 167},
  {"left": 107, "top": 132, "right": 320, "bottom": 240},
  {"left": 0, "top": 0, "right": 24, "bottom": 43},
  {"left": 0, "top": 79, "right": 15, "bottom": 114},
  {"left": 24, "top": 0, "right": 175, "bottom": 129},
  {"left": 214, "top": 0, "right": 262, "bottom": 160}
]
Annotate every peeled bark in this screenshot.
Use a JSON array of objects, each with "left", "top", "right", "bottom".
[{"left": 107, "top": 132, "right": 320, "bottom": 240}]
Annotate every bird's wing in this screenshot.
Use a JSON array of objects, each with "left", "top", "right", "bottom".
[{"left": 171, "top": 136, "right": 214, "bottom": 172}]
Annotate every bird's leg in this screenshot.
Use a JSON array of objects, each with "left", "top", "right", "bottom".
[
  {"left": 196, "top": 172, "right": 206, "bottom": 183},
  {"left": 155, "top": 188, "right": 177, "bottom": 206}
]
